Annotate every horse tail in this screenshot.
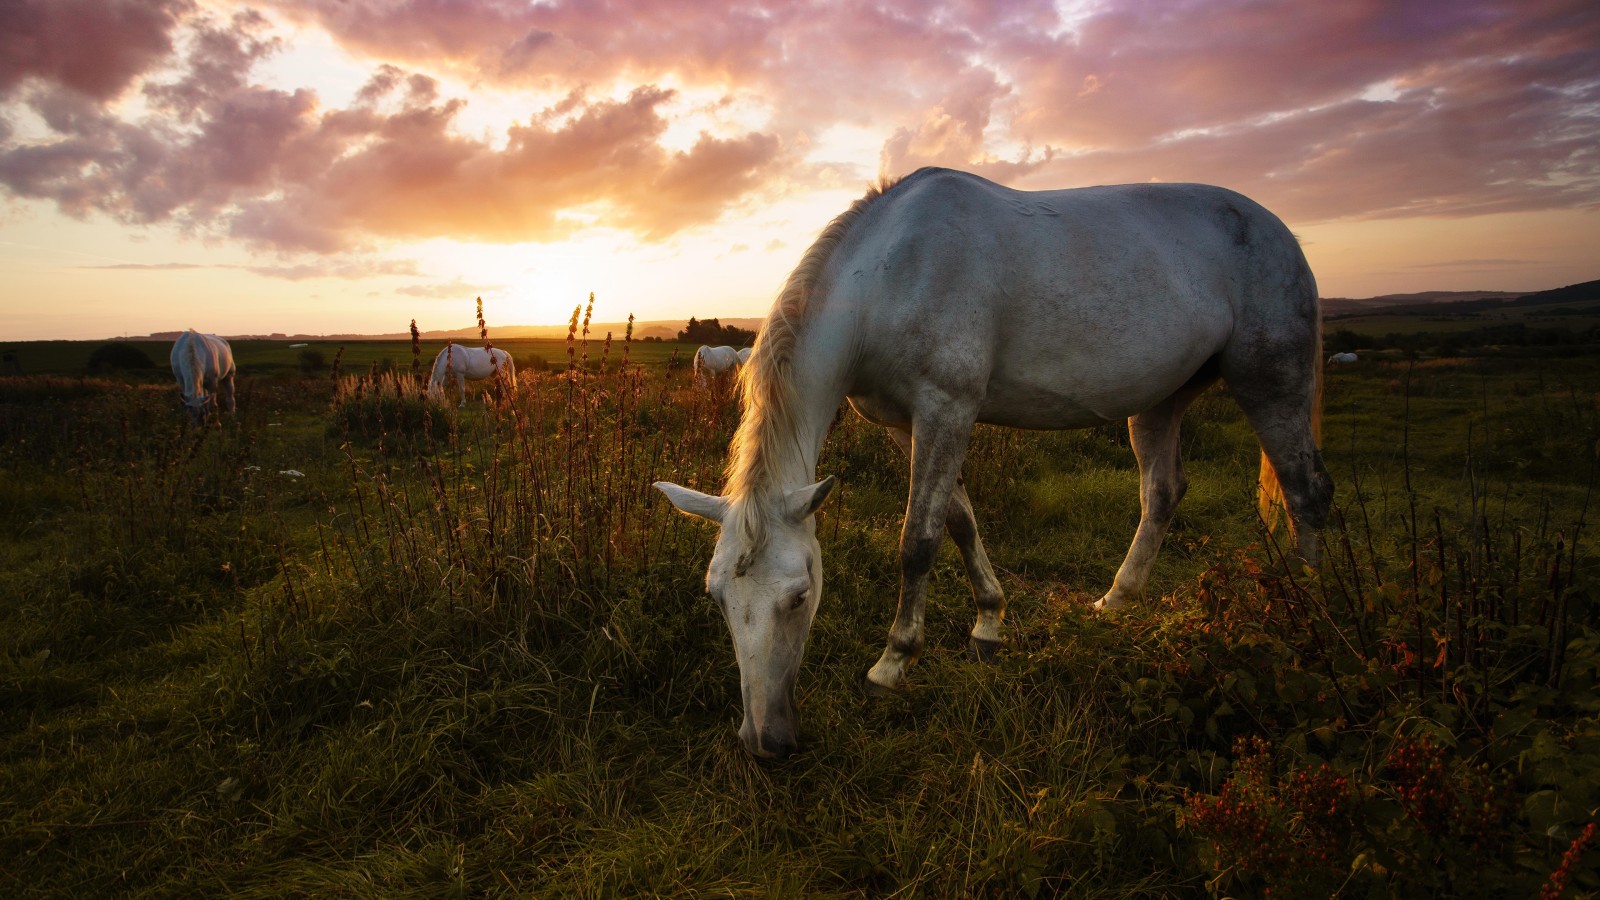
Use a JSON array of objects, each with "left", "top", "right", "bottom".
[
  {"left": 426, "top": 343, "right": 450, "bottom": 395},
  {"left": 1257, "top": 301, "right": 1324, "bottom": 535}
]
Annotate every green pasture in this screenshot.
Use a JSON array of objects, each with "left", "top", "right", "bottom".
[
  {"left": 1, "top": 337, "right": 695, "bottom": 379},
  {"left": 1327, "top": 296, "right": 1600, "bottom": 339},
  {"left": 0, "top": 349, "right": 1596, "bottom": 897}
]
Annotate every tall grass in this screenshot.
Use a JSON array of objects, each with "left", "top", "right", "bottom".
[{"left": 1, "top": 354, "right": 1595, "bottom": 896}]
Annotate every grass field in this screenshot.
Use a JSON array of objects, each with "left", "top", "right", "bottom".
[
  {"left": 1, "top": 340, "right": 1597, "bottom": 897},
  {"left": 1326, "top": 296, "right": 1600, "bottom": 342},
  {"left": 4, "top": 337, "right": 695, "bottom": 379}
]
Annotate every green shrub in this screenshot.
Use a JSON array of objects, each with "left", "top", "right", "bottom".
[{"left": 86, "top": 341, "right": 157, "bottom": 372}]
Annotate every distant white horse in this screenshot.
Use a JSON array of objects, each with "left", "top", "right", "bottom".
[
  {"left": 738, "top": 347, "right": 753, "bottom": 365},
  {"left": 427, "top": 343, "right": 516, "bottom": 406},
  {"left": 657, "top": 168, "right": 1330, "bottom": 759},
  {"left": 693, "top": 345, "right": 742, "bottom": 386},
  {"left": 170, "top": 330, "right": 236, "bottom": 423},
  {"left": 1327, "top": 352, "right": 1359, "bottom": 364}
]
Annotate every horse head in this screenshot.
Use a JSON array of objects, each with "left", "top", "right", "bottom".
[
  {"left": 181, "top": 392, "right": 212, "bottom": 424},
  {"left": 655, "top": 476, "right": 836, "bottom": 760}
]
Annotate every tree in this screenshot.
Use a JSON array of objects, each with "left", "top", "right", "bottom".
[
  {"left": 676, "top": 317, "right": 755, "bottom": 346},
  {"left": 86, "top": 342, "right": 156, "bottom": 373}
]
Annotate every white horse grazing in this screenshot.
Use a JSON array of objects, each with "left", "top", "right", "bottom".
[
  {"left": 693, "top": 345, "right": 742, "bottom": 386},
  {"left": 737, "top": 347, "right": 753, "bottom": 365},
  {"left": 656, "top": 168, "right": 1330, "bottom": 759},
  {"left": 1327, "top": 352, "right": 1359, "bottom": 364},
  {"left": 170, "top": 330, "right": 236, "bottom": 423},
  {"left": 427, "top": 343, "right": 516, "bottom": 406}
]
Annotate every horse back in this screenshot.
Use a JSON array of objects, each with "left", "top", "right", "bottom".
[{"left": 820, "top": 169, "right": 1316, "bottom": 428}]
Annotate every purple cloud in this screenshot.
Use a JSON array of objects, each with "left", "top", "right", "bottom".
[{"left": 2, "top": 0, "right": 1596, "bottom": 258}]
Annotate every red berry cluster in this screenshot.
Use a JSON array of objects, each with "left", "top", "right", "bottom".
[
  {"left": 1185, "top": 736, "right": 1353, "bottom": 890},
  {"left": 1540, "top": 820, "right": 1596, "bottom": 900},
  {"left": 1386, "top": 736, "right": 1453, "bottom": 834},
  {"left": 1385, "top": 735, "right": 1513, "bottom": 850},
  {"left": 1288, "top": 761, "right": 1352, "bottom": 831}
]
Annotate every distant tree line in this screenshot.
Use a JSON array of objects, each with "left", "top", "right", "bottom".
[
  {"left": 1326, "top": 322, "right": 1600, "bottom": 358},
  {"left": 677, "top": 317, "right": 755, "bottom": 346}
]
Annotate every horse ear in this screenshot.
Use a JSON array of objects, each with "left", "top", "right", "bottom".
[
  {"left": 654, "top": 482, "right": 728, "bottom": 523},
  {"left": 786, "top": 476, "right": 837, "bottom": 522}
]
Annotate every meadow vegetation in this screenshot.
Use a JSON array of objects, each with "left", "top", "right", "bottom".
[{"left": 1, "top": 327, "right": 1596, "bottom": 897}]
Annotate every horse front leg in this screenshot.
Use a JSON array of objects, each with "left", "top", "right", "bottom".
[
  {"left": 867, "top": 410, "right": 976, "bottom": 693},
  {"left": 886, "top": 426, "right": 1006, "bottom": 660},
  {"left": 219, "top": 372, "right": 237, "bottom": 414}
]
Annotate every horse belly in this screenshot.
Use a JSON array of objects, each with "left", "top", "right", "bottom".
[
  {"left": 976, "top": 318, "right": 1228, "bottom": 429},
  {"left": 975, "top": 369, "right": 1186, "bottom": 429}
]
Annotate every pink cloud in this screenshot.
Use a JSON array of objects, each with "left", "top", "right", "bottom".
[
  {"left": 394, "top": 276, "right": 501, "bottom": 299},
  {"left": 267, "top": 0, "right": 1598, "bottom": 223},
  {"left": 1, "top": 0, "right": 1596, "bottom": 257},
  {"left": 0, "top": 14, "right": 787, "bottom": 252},
  {"left": 0, "top": 0, "right": 192, "bottom": 101}
]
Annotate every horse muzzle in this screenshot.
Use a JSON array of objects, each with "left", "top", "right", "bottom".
[
  {"left": 739, "top": 717, "right": 799, "bottom": 760},
  {"left": 738, "top": 686, "right": 799, "bottom": 760}
]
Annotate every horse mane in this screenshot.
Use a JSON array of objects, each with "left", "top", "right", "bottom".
[
  {"left": 722, "top": 173, "right": 905, "bottom": 562},
  {"left": 183, "top": 329, "right": 204, "bottom": 402}
]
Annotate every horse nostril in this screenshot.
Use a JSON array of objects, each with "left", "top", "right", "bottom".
[
  {"left": 739, "top": 726, "right": 798, "bottom": 761},
  {"left": 767, "top": 736, "right": 797, "bottom": 760}
]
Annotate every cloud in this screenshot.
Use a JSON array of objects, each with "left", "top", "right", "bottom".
[
  {"left": 395, "top": 276, "right": 502, "bottom": 299},
  {"left": 85, "top": 261, "right": 206, "bottom": 270},
  {"left": 82, "top": 257, "right": 421, "bottom": 280},
  {"left": 0, "top": 0, "right": 193, "bottom": 101},
  {"left": 878, "top": 69, "right": 1052, "bottom": 183},
  {"left": 1, "top": 11, "right": 787, "bottom": 252},
  {"left": 244, "top": 258, "right": 421, "bottom": 280},
  {"left": 1405, "top": 258, "right": 1542, "bottom": 269},
  {"left": 269, "top": 0, "right": 1600, "bottom": 226},
  {"left": 221, "top": 81, "right": 788, "bottom": 250},
  {"left": 998, "top": 0, "right": 1600, "bottom": 223},
  {"left": 2, "top": 0, "right": 1597, "bottom": 259}
]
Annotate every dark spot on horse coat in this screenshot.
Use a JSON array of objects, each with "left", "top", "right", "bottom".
[{"left": 1225, "top": 204, "right": 1251, "bottom": 247}]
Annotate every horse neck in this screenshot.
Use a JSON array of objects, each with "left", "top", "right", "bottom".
[{"left": 751, "top": 321, "right": 853, "bottom": 493}]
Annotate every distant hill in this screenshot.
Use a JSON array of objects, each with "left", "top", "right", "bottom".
[
  {"left": 117, "top": 280, "right": 1600, "bottom": 341},
  {"left": 1505, "top": 279, "right": 1600, "bottom": 307},
  {"left": 134, "top": 319, "right": 767, "bottom": 343},
  {"left": 1325, "top": 279, "right": 1600, "bottom": 319},
  {"left": 1320, "top": 291, "right": 1525, "bottom": 317}
]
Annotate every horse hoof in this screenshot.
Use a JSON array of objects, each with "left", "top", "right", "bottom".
[
  {"left": 968, "top": 637, "right": 1002, "bottom": 662},
  {"left": 863, "top": 675, "right": 900, "bottom": 698},
  {"left": 1092, "top": 592, "right": 1127, "bottom": 612}
]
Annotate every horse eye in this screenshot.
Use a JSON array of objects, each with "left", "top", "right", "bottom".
[{"left": 786, "top": 590, "right": 807, "bottom": 612}]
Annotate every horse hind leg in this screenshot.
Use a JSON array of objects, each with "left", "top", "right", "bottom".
[
  {"left": 1250, "top": 416, "right": 1332, "bottom": 567},
  {"left": 1224, "top": 345, "right": 1333, "bottom": 567},
  {"left": 1096, "top": 380, "right": 1212, "bottom": 611},
  {"left": 886, "top": 427, "right": 1006, "bottom": 658}
]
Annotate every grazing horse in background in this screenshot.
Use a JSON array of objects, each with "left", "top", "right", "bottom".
[
  {"left": 656, "top": 167, "right": 1330, "bottom": 760},
  {"left": 170, "top": 330, "right": 236, "bottom": 424},
  {"left": 693, "top": 345, "right": 742, "bottom": 387},
  {"left": 738, "top": 347, "right": 753, "bottom": 365},
  {"left": 427, "top": 343, "right": 516, "bottom": 406}
]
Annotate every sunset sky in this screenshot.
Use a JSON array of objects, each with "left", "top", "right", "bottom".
[{"left": 2, "top": 0, "right": 1597, "bottom": 340}]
